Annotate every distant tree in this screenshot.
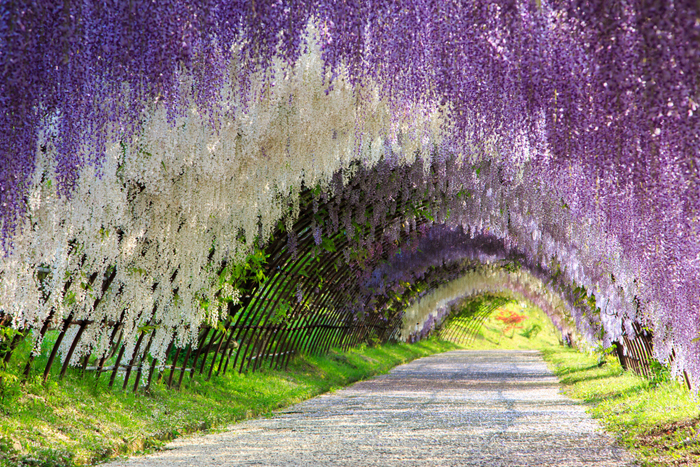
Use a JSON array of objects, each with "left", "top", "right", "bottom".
[{"left": 495, "top": 310, "right": 528, "bottom": 338}]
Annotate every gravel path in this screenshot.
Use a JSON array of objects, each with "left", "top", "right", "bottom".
[{"left": 109, "top": 350, "right": 636, "bottom": 466}]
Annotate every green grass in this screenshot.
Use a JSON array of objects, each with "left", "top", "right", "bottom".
[
  {"left": 541, "top": 347, "right": 700, "bottom": 466},
  {"left": 6, "top": 293, "right": 700, "bottom": 467},
  {"left": 446, "top": 299, "right": 561, "bottom": 350},
  {"left": 0, "top": 339, "right": 460, "bottom": 466},
  {"left": 450, "top": 295, "right": 700, "bottom": 466}
]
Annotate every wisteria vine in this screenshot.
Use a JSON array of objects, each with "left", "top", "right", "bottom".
[{"left": 1, "top": 1, "right": 699, "bottom": 385}]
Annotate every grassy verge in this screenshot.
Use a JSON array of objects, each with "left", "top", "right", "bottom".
[
  {"left": 452, "top": 299, "right": 562, "bottom": 351},
  {"left": 0, "top": 339, "right": 460, "bottom": 467},
  {"left": 542, "top": 347, "right": 700, "bottom": 466}
]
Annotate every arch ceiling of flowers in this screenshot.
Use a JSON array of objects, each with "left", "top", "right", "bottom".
[{"left": 1, "top": 1, "right": 699, "bottom": 383}]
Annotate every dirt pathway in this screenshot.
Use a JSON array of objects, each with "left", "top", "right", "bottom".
[{"left": 109, "top": 350, "right": 635, "bottom": 466}]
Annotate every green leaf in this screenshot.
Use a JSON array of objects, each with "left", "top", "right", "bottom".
[
  {"left": 64, "top": 291, "right": 76, "bottom": 306},
  {"left": 138, "top": 324, "right": 159, "bottom": 334},
  {"left": 321, "top": 237, "right": 336, "bottom": 253},
  {"left": 215, "top": 321, "right": 229, "bottom": 335}
]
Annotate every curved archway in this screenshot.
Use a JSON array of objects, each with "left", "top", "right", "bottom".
[{"left": 1, "top": 2, "right": 699, "bottom": 389}]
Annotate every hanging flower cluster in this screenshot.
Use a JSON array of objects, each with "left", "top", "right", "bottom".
[
  {"left": 359, "top": 225, "right": 590, "bottom": 345},
  {"left": 1, "top": 1, "right": 699, "bottom": 383},
  {"left": 400, "top": 268, "right": 585, "bottom": 347}
]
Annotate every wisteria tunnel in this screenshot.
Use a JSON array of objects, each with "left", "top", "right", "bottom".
[{"left": 0, "top": 1, "right": 699, "bottom": 392}]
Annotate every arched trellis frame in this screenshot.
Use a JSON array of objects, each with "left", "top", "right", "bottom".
[
  {"left": 0, "top": 161, "right": 479, "bottom": 391},
  {"left": 437, "top": 294, "right": 514, "bottom": 345},
  {"left": 1, "top": 0, "right": 700, "bottom": 395},
  {"left": 0, "top": 161, "right": 687, "bottom": 392}
]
